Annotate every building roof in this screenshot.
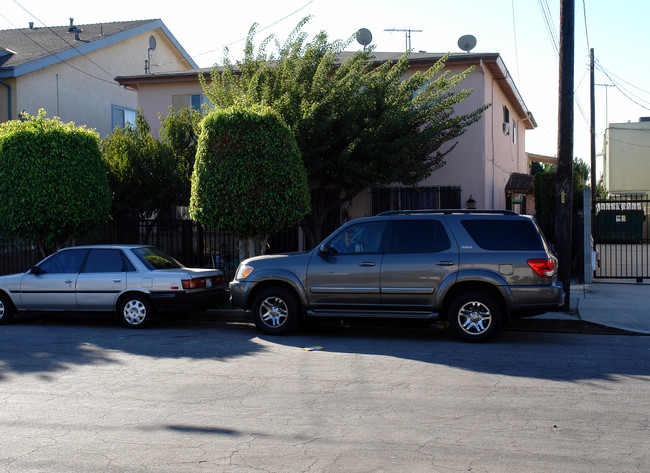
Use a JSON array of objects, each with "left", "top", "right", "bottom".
[
  {"left": 0, "top": 19, "right": 197, "bottom": 78},
  {"left": 115, "top": 51, "right": 535, "bottom": 130},
  {"left": 505, "top": 172, "right": 535, "bottom": 193}
]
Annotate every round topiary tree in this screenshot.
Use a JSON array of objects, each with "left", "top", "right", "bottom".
[
  {"left": 190, "top": 105, "right": 310, "bottom": 260},
  {"left": 0, "top": 110, "right": 111, "bottom": 256}
]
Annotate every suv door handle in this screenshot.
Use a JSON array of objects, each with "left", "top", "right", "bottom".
[
  {"left": 436, "top": 261, "right": 455, "bottom": 266},
  {"left": 359, "top": 262, "right": 376, "bottom": 267}
]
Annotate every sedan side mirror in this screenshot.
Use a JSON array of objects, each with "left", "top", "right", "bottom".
[{"left": 30, "top": 266, "right": 42, "bottom": 275}]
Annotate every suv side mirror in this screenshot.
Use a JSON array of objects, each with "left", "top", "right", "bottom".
[{"left": 317, "top": 244, "right": 331, "bottom": 257}]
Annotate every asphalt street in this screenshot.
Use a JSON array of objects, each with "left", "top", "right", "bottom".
[{"left": 1, "top": 316, "right": 648, "bottom": 473}]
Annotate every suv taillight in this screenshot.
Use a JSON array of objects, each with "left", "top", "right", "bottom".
[{"left": 527, "top": 258, "right": 556, "bottom": 278}]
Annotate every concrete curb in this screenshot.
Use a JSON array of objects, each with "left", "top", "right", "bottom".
[{"left": 195, "top": 309, "right": 641, "bottom": 336}]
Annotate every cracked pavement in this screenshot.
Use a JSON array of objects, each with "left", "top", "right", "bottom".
[{"left": 0, "top": 316, "right": 648, "bottom": 472}]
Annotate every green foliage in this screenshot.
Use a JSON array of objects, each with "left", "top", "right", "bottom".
[
  {"left": 102, "top": 111, "right": 180, "bottom": 219},
  {"left": 158, "top": 106, "right": 203, "bottom": 206},
  {"left": 201, "top": 18, "right": 488, "bottom": 244},
  {"left": 573, "top": 157, "right": 590, "bottom": 184},
  {"left": 0, "top": 110, "right": 111, "bottom": 255},
  {"left": 190, "top": 106, "right": 310, "bottom": 239}
]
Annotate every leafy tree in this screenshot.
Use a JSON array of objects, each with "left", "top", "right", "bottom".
[
  {"left": 190, "top": 105, "right": 310, "bottom": 259},
  {"left": 0, "top": 110, "right": 111, "bottom": 256},
  {"left": 102, "top": 111, "right": 179, "bottom": 220},
  {"left": 201, "top": 19, "right": 489, "bottom": 246},
  {"left": 573, "top": 157, "right": 590, "bottom": 184},
  {"left": 158, "top": 106, "right": 203, "bottom": 206}
]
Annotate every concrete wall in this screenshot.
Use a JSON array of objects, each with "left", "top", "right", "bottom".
[
  {"left": 604, "top": 121, "right": 650, "bottom": 197},
  {"left": 13, "top": 28, "right": 193, "bottom": 136}
]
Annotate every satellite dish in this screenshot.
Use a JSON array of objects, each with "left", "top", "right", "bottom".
[
  {"left": 148, "top": 35, "right": 157, "bottom": 51},
  {"left": 356, "top": 28, "right": 372, "bottom": 49},
  {"left": 457, "top": 34, "right": 477, "bottom": 53}
]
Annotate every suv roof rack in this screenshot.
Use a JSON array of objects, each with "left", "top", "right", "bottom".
[{"left": 376, "top": 209, "right": 519, "bottom": 216}]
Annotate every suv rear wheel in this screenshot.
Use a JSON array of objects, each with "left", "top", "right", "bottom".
[
  {"left": 252, "top": 287, "right": 301, "bottom": 335},
  {"left": 448, "top": 291, "right": 502, "bottom": 342}
]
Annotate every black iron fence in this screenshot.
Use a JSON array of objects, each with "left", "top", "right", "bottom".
[
  {"left": 0, "top": 219, "right": 303, "bottom": 281},
  {"left": 593, "top": 195, "right": 649, "bottom": 281}
]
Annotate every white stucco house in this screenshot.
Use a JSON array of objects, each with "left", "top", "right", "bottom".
[{"left": 0, "top": 18, "right": 197, "bottom": 136}]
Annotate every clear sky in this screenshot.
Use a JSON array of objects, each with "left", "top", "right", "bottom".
[{"left": 2, "top": 0, "right": 649, "bottom": 179}]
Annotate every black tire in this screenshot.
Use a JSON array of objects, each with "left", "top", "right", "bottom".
[
  {"left": 448, "top": 291, "right": 502, "bottom": 342},
  {"left": 0, "top": 292, "right": 14, "bottom": 325},
  {"left": 251, "top": 287, "right": 301, "bottom": 335},
  {"left": 118, "top": 294, "right": 154, "bottom": 329}
]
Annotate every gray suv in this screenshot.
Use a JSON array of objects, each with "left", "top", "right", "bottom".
[{"left": 230, "top": 210, "right": 565, "bottom": 342}]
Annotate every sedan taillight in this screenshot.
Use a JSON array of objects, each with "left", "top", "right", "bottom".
[
  {"left": 181, "top": 275, "right": 225, "bottom": 290},
  {"left": 527, "top": 258, "right": 556, "bottom": 278},
  {"left": 182, "top": 278, "right": 206, "bottom": 290}
]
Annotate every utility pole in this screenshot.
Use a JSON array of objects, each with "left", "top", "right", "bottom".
[
  {"left": 590, "top": 48, "right": 596, "bottom": 208},
  {"left": 555, "top": 0, "right": 575, "bottom": 307}
]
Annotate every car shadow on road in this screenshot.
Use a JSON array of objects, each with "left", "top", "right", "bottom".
[{"left": 0, "top": 314, "right": 645, "bottom": 383}]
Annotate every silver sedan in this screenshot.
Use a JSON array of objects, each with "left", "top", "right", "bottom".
[{"left": 0, "top": 245, "right": 229, "bottom": 328}]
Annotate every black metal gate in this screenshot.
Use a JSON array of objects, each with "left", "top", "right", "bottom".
[{"left": 593, "top": 195, "right": 649, "bottom": 281}]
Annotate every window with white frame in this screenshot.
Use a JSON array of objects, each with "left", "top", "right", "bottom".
[
  {"left": 111, "top": 105, "right": 136, "bottom": 129},
  {"left": 172, "top": 94, "right": 207, "bottom": 111}
]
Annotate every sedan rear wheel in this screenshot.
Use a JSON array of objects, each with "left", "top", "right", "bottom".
[
  {"left": 119, "top": 295, "right": 154, "bottom": 328},
  {"left": 0, "top": 293, "right": 14, "bottom": 325}
]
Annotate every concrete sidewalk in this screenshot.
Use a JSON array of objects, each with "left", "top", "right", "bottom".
[{"left": 570, "top": 280, "right": 650, "bottom": 334}]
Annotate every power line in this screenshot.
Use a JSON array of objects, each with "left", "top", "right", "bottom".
[
  {"left": 582, "top": 0, "right": 590, "bottom": 52},
  {"left": 511, "top": 0, "right": 520, "bottom": 85},
  {"left": 173, "top": 0, "right": 317, "bottom": 65},
  {"left": 537, "top": 0, "right": 559, "bottom": 60}
]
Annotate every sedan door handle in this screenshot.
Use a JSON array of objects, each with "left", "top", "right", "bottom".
[
  {"left": 64, "top": 279, "right": 73, "bottom": 284},
  {"left": 436, "top": 261, "right": 455, "bottom": 266},
  {"left": 112, "top": 279, "right": 122, "bottom": 283},
  {"left": 359, "top": 262, "right": 376, "bottom": 267}
]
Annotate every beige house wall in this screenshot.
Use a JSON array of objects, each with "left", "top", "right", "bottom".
[
  {"left": 348, "top": 62, "right": 529, "bottom": 218},
  {"left": 136, "top": 78, "right": 205, "bottom": 138},
  {"left": 13, "top": 29, "right": 192, "bottom": 136},
  {"left": 604, "top": 121, "right": 650, "bottom": 197}
]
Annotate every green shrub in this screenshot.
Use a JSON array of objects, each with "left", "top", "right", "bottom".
[
  {"left": 0, "top": 110, "right": 111, "bottom": 255},
  {"left": 190, "top": 106, "right": 310, "bottom": 257}
]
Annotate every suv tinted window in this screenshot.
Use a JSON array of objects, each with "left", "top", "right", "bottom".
[
  {"left": 388, "top": 220, "right": 451, "bottom": 253},
  {"left": 329, "top": 222, "right": 386, "bottom": 254},
  {"left": 462, "top": 219, "right": 544, "bottom": 251}
]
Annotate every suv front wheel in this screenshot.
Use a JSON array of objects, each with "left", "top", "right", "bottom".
[
  {"left": 252, "top": 287, "right": 301, "bottom": 335},
  {"left": 448, "top": 291, "right": 502, "bottom": 342}
]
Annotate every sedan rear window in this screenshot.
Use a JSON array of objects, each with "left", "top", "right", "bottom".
[
  {"left": 461, "top": 219, "right": 544, "bottom": 251},
  {"left": 132, "top": 247, "right": 182, "bottom": 270}
]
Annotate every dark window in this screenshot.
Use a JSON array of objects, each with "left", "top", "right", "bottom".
[
  {"left": 328, "top": 222, "right": 386, "bottom": 254},
  {"left": 83, "top": 250, "right": 127, "bottom": 273},
  {"left": 38, "top": 249, "right": 88, "bottom": 274},
  {"left": 371, "top": 187, "right": 462, "bottom": 214},
  {"left": 388, "top": 220, "right": 451, "bottom": 253},
  {"left": 461, "top": 219, "right": 544, "bottom": 251}
]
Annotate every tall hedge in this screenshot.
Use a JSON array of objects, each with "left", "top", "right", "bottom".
[
  {"left": 190, "top": 106, "right": 310, "bottom": 256},
  {"left": 0, "top": 110, "right": 111, "bottom": 255}
]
